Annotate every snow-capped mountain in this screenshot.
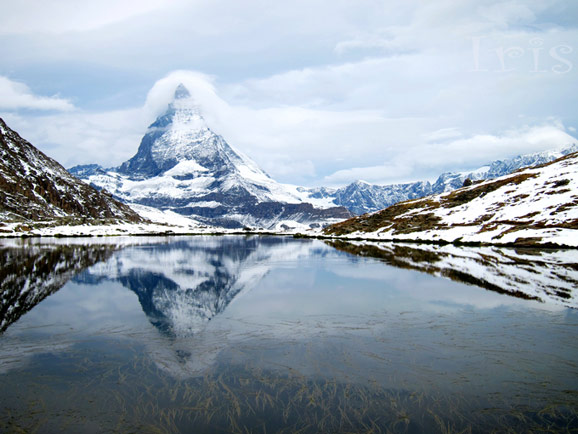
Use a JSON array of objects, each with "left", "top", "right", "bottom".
[
  {"left": 302, "top": 180, "right": 434, "bottom": 216},
  {"left": 0, "top": 118, "right": 143, "bottom": 224},
  {"left": 299, "top": 144, "right": 578, "bottom": 215},
  {"left": 431, "top": 144, "right": 578, "bottom": 193},
  {"left": 67, "top": 83, "right": 577, "bottom": 223},
  {"left": 325, "top": 151, "right": 578, "bottom": 247},
  {"left": 71, "top": 84, "right": 350, "bottom": 229}
]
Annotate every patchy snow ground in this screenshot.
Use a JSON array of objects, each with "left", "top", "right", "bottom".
[{"left": 325, "top": 153, "right": 578, "bottom": 248}]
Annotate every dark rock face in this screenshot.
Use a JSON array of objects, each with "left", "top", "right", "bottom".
[
  {"left": 0, "top": 118, "right": 143, "bottom": 223},
  {"left": 68, "top": 164, "right": 108, "bottom": 177},
  {"left": 117, "top": 120, "right": 168, "bottom": 178}
]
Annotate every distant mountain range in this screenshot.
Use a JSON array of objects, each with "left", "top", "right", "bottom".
[
  {"left": 298, "top": 143, "right": 578, "bottom": 215},
  {"left": 324, "top": 151, "right": 578, "bottom": 247},
  {"left": 0, "top": 117, "right": 143, "bottom": 225}
]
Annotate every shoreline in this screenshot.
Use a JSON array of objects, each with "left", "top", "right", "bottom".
[{"left": 1, "top": 225, "right": 576, "bottom": 250}]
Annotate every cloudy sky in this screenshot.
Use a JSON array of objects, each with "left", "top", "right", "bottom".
[{"left": 1, "top": 0, "right": 577, "bottom": 187}]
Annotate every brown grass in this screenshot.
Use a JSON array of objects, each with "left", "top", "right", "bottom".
[{"left": 440, "top": 173, "right": 537, "bottom": 209}]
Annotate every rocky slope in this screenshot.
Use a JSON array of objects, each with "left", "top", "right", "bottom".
[
  {"left": 71, "top": 84, "right": 350, "bottom": 229},
  {"left": 0, "top": 118, "right": 143, "bottom": 225},
  {"left": 324, "top": 152, "right": 578, "bottom": 247}
]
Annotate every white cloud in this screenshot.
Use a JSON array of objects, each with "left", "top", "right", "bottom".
[
  {"left": 142, "top": 70, "right": 227, "bottom": 126},
  {"left": 0, "top": 0, "right": 576, "bottom": 187},
  {"left": 424, "top": 128, "right": 463, "bottom": 142},
  {"left": 324, "top": 164, "right": 414, "bottom": 185},
  {"left": 419, "top": 124, "right": 576, "bottom": 167},
  {"left": 259, "top": 155, "right": 317, "bottom": 181},
  {"left": 1, "top": 109, "right": 147, "bottom": 169},
  {"left": 324, "top": 124, "right": 577, "bottom": 185},
  {"left": 0, "top": 76, "right": 74, "bottom": 111},
  {"left": 334, "top": 30, "right": 403, "bottom": 56},
  {"left": 0, "top": 0, "right": 176, "bottom": 34},
  {"left": 3, "top": 72, "right": 575, "bottom": 188},
  {"left": 476, "top": 1, "right": 538, "bottom": 28}
]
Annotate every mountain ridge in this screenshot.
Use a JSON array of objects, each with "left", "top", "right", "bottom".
[
  {"left": 67, "top": 83, "right": 577, "bottom": 226},
  {"left": 75, "top": 142, "right": 578, "bottom": 219},
  {"left": 296, "top": 143, "right": 578, "bottom": 215}
]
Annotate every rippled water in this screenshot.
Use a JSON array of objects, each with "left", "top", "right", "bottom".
[{"left": 0, "top": 236, "right": 577, "bottom": 433}]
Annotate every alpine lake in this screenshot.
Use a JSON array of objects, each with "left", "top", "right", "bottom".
[{"left": 0, "top": 235, "right": 577, "bottom": 433}]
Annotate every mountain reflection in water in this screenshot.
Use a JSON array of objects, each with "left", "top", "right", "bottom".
[
  {"left": 1, "top": 236, "right": 317, "bottom": 377},
  {"left": 76, "top": 236, "right": 303, "bottom": 338},
  {"left": 328, "top": 240, "right": 578, "bottom": 309},
  {"left": 0, "top": 236, "right": 577, "bottom": 433},
  {"left": 3, "top": 237, "right": 575, "bottom": 342}
]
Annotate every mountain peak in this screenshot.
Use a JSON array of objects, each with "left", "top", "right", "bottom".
[
  {"left": 174, "top": 83, "right": 191, "bottom": 100},
  {"left": 169, "top": 83, "right": 203, "bottom": 120}
]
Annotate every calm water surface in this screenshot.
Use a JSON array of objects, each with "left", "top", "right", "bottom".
[{"left": 0, "top": 235, "right": 577, "bottom": 433}]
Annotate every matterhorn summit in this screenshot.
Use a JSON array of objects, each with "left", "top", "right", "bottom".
[
  {"left": 71, "top": 84, "right": 350, "bottom": 229},
  {"left": 118, "top": 83, "right": 233, "bottom": 178}
]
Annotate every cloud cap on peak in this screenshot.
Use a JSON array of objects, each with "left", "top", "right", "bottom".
[{"left": 142, "top": 71, "right": 228, "bottom": 126}]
